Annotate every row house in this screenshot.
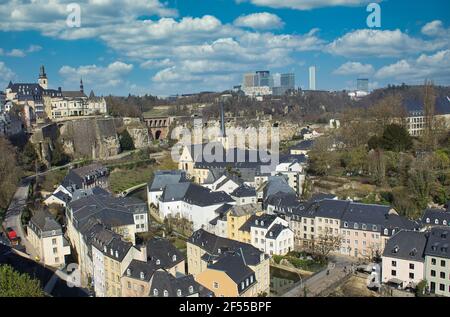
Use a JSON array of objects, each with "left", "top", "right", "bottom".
[
  {"left": 381, "top": 227, "right": 450, "bottom": 297},
  {"left": 187, "top": 229, "right": 270, "bottom": 297},
  {"left": 157, "top": 182, "right": 235, "bottom": 231}
]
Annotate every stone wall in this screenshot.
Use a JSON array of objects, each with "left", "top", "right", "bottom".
[{"left": 59, "top": 118, "right": 120, "bottom": 160}]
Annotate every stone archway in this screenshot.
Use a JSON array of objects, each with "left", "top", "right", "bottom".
[{"left": 155, "top": 130, "right": 162, "bottom": 140}]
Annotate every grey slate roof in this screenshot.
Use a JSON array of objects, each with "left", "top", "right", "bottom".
[
  {"left": 189, "top": 229, "right": 265, "bottom": 266},
  {"left": 150, "top": 270, "right": 213, "bottom": 297},
  {"left": 28, "top": 209, "right": 62, "bottom": 238},
  {"left": 124, "top": 259, "right": 158, "bottom": 282},
  {"left": 90, "top": 227, "right": 133, "bottom": 262},
  {"left": 161, "top": 182, "right": 234, "bottom": 206},
  {"left": 421, "top": 209, "right": 450, "bottom": 227},
  {"left": 62, "top": 163, "right": 108, "bottom": 191},
  {"left": 52, "top": 191, "right": 71, "bottom": 203},
  {"left": 265, "top": 223, "right": 288, "bottom": 239},
  {"left": 382, "top": 230, "right": 428, "bottom": 262},
  {"left": 263, "top": 176, "right": 296, "bottom": 200},
  {"left": 291, "top": 139, "right": 315, "bottom": 151},
  {"left": 148, "top": 170, "right": 188, "bottom": 192},
  {"left": 68, "top": 192, "right": 147, "bottom": 230},
  {"left": 231, "top": 184, "right": 256, "bottom": 198},
  {"left": 240, "top": 214, "right": 277, "bottom": 232},
  {"left": 425, "top": 227, "right": 450, "bottom": 259},
  {"left": 207, "top": 251, "right": 256, "bottom": 292},
  {"left": 146, "top": 237, "right": 185, "bottom": 269}
]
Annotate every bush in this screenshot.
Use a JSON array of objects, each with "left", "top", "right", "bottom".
[{"left": 0, "top": 265, "right": 45, "bottom": 297}]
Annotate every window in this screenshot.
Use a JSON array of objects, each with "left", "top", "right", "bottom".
[
  {"left": 431, "top": 270, "right": 436, "bottom": 277},
  {"left": 53, "top": 247, "right": 58, "bottom": 254},
  {"left": 127, "top": 281, "right": 131, "bottom": 289},
  {"left": 426, "top": 218, "right": 430, "bottom": 224},
  {"left": 344, "top": 222, "right": 348, "bottom": 228},
  {"left": 435, "top": 219, "right": 439, "bottom": 225},
  {"left": 391, "top": 270, "right": 397, "bottom": 276},
  {"left": 431, "top": 258, "right": 437, "bottom": 265},
  {"left": 392, "top": 261, "right": 397, "bottom": 267},
  {"left": 439, "top": 284, "right": 445, "bottom": 292},
  {"left": 241, "top": 282, "right": 245, "bottom": 290},
  {"left": 189, "top": 286, "right": 194, "bottom": 294},
  {"left": 52, "top": 238, "right": 57, "bottom": 245},
  {"left": 384, "top": 228, "right": 388, "bottom": 235},
  {"left": 177, "top": 289, "right": 182, "bottom": 297},
  {"left": 409, "top": 273, "right": 414, "bottom": 279},
  {"left": 213, "top": 282, "right": 219, "bottom": 289},
  {"left": 440, "top": 272, "right": 446, "bottom": 279},
  {"left": 354, "top": 223, "right": 359, "bottom": 229},
  {"left": 55, "top": 257, "right": 59, "bottom": 263},
  {"left": 163, "top": 290, "right": 169, "bottom": 297},
  {"left": 409, "top": 263, "right": 415, "bottom": 270},
  {"left": 441, "top": 260, "right": 446, "bottom": 267}
]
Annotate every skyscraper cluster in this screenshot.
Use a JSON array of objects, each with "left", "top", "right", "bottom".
[{"left": 242, "top": 71, "right": 295, "bottom": 97}]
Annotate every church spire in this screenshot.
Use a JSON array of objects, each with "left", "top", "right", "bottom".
[
  {"left": 39, "top": 65, "right": 46, "bottom": 78},
  {"left": 80, "top": 78, "right": 84, "bottom": 93}
]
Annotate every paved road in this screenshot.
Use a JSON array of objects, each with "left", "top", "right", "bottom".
[
  {"left": 2, "top": 179, "right": 38, "bottom": 259},
  {"left": 284, "top": 254, "right": 358, "bottom": 297}
]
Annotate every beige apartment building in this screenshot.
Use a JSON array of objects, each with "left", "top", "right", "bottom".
[
  {"left": 424, "top": 227, "right": 450, "bottom": 297},
  {"left": 27, "top": 209, "right": 71, "bottom": 267},
  {"left": 187, "top": 229, "right": 270, "bottom": 297}
]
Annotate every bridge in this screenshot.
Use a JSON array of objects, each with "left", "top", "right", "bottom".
[{"left": 143, "top": 116, "right": 173, "bottom": 140}]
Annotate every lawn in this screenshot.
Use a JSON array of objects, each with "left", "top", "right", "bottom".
[
  {"left": 108, "top": 153, "right": 178, "bottom": 194},
  {"left": 39, "top": 169, "right": 68, "bottom": 193},
  {"left": 272, "top": 251, "right": 327, "bottom": 273}
]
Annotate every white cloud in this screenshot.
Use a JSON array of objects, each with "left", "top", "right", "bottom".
[
  {"left": 333, "top": 61, "right": 374, "bottom": 75},
  {"left": 236, "top": 0, "right": 372, "bottom": 10},
  {"left": 234, "top": 12, "right": 284, "bottom": 30},
  {"left": 0, "top": 45, "right": 42, "bottom": 58},
  {"left": 59, "top": 61, "right": 134, "bottom": 88},
  {"left": 27, "top": 45, "right": 42, "bottom": 53},
  {"left": 375, "top": 50, "right": 450, "bottom": 83},
  {"left": 0, "top": 61, "right": 16, "bottom": 88},
  {"left": 327, "top": 29, "right": 444, "bottom": 57},
  {"left": 421, "top": 20, "right": 447, "bottom": 37}
]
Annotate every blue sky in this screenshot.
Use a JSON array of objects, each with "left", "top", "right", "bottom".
[{"left": 0, "top": 0, "right": 449, "bottom": 96}]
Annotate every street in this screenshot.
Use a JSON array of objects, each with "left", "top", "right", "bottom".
[
  {"left": 2, "top": 178, "right": 38, "bottom": 259},
  {"left": 284, "top": 254, "right": 358, "bottom": 297}
]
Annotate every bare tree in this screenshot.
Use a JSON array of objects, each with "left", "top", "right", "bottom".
[{"left": 308, "top": 232, "right": 343, "bottom": 262}]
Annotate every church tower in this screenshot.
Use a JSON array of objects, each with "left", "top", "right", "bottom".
[
  {"left": 38, "top": 65, "right": 48, "bottom": 89},
  {"left": 80, "top": 78, "right": 84, "bottom": 94}
]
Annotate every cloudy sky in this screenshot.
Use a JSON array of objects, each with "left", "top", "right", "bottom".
[{"left": 0, "top": 0, "right": 449, "bottom": 96}]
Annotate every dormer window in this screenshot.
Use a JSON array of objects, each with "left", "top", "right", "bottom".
[
  {"left": 126, "top": 268, "right": 131, "bottom": 276},
  {"left": 426, "top": 218, "right": 430, "bottom": 224},
  {"left": 104, "top": 246, "right": 107, "bottom": 252},
  {"left": 444, "top": 220, "right": 448, "bottom": 226},
  {"left": 410, "top": 248, "right": 417, "bottom": 256},
  {"left": 188, "top": 286, "right": 194, "bottom": 294},
  {"left": 115, "top": 251, "right": 119, "bottom": 258},
  {"left": 393, "top": 246, "right": 399, "bottom": 254},
  {"left": 110, "top": 249, "right": 114, "bottom": 256},
  {"left": 172, "top": 255, "right": 177, "bottom": 262},
  {"left": 384, "top": 228, "right": 389, "bottom": 235},
  {"left": 344, "top": 222, "right": 348, "bottom": 228},
  {"left": 153, "top": 289, "right": 158, "bottom": 296},
  {"left": 140, "top": 272, "right": 145, "bottom": 280},
  {"left": 261, "top": 221, "right": 264, "bottom": 226},
  {"left": 177, "top": 289, "right": 182, "bottom": 297},
  {"left": 435, "top": 219, "right": 439, "bottom": 225},
  {"left": 354, "top": 223, "right": 359, "bottom": 229},
  {"left": 218, "top": 248, "right": 221, "bottom": 254},
  {"left": 372, "top": 225, "right": 377, "bottom": 231},
  {"left": 156, "top": 259, "right": 161, "bottom": 265},
  {"left": 163, "top": 290, "right": 169, "bottom": 297},
  {"left": 255, "top": 220, "right": 259, "bottom": 225},
  {"left": 362, "top": 224, "right": 367, "bottom": 230}
]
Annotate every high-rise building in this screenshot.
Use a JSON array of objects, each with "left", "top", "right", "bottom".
[
  {"left": 357, "top": 78, "right": 369, "bottom": 93},
  {"left": 256, "top": 71, "right": 272, "bottom": 87},
  {"left": 243, "top": 73, "right": 257, "bottom": 88},
  {"left": 280, "top": 73, "right": 295, "bottom": 90},
  {"left": 309, "top": 66, "right": 316, "bottom": 91}
]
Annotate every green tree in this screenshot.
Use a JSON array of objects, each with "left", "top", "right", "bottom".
[
  {"left": 379, "top": 124, "right": 413, "bottom": 152},
  {"left": 408, "top": 165, "right": 433, "bottom": 211},
  {"left": 119, "top": 129, "right": 135, "bottom": 151},
  {"left": 0, "top": 265, "right": 45, "bottom": 297},
  {"left": 0, "top": 137, "right": 21, "bottom": 210}
]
